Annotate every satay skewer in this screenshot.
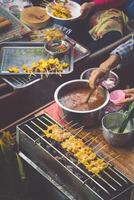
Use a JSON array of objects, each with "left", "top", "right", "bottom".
[
  {"left": 62, "top": 120, "right": 74, "bottom": 129},
  {"left": 67, "top": 122, "right": 79, "bottom": 129},
  {"left": 95, "top": 144, "right": 107, "bottom": 154},
  {"left": 81, "top": 132, "right": 91, "bottom": 141},
  {"left": 106, "top": 155, "right": 120, "bottom": 166},
  {"left": 93, "top": 140, "right": 104, "bottom": 150},
  {"left": 85, "top": 136, "right": 98, "bottom": 145},
  {"left": 74, "top": 126, "right": 85, "bottom": 136}
]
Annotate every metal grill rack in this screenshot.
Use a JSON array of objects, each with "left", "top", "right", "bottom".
[
  {"left": 17, "top": 114, "right": 133, "bottom": 200},
  {"left": 1, "top": 75, "right": 40, "bottom": 89}
]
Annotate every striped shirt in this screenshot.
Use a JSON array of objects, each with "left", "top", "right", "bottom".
[{"left": 111, "top": 32, "right": 134, "bottom": 60}]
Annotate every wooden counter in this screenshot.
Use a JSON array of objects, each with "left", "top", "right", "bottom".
[{"left": 79, "top": 128, "right": 134, "bottom": 183}]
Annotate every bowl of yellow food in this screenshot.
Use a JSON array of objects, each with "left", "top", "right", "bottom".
[{"left": 46, "top": 1, "right": 81, "bottom": 21}]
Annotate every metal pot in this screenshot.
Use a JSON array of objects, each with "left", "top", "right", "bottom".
[
  {"left": 102, "top": 112, "right": 134, "bottom": 147},
  {"left": 54, "top": 79, "right": 110, "bottom": 128}
]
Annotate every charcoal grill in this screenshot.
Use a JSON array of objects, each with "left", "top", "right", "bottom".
[{"left": 16, "top": 113, "right": 133, "bottom": 200}]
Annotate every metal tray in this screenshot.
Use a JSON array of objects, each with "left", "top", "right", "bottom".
[
  {"left": 29, "top": 23, "right": 90, "bottom": 64},
  {"left": 1, "top": 75, "right": 40, "bottom": 89},
  {"left": 0, "top": 42, "right": 73, "bottom": 75},
  {"left": 0, "top": 5, "right": 31, "bottom": 43}
]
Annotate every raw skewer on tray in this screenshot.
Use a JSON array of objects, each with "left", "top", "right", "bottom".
[{"left": 0, "top": 16, "right": 12, "bottom": 30}]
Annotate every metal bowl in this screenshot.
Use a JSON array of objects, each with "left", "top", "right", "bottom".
[
  {"left": 54, "top": 79, "right": 110, "bottom": 128},
  {"left": 80, "top": 68, "right": 119, "bottom": 91},
  {"left": 44, "top": 39, "right": 70, "bottom": 56},
  {"left": 102, "top": 112, "right": 134, "bottom": 147}
]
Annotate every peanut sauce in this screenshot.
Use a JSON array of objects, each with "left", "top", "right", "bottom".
[{"left": 60, "top": 87, "right": 105, "bottom": 111}]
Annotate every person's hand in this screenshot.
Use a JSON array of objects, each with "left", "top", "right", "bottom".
[
  {"left": 88, "top": 68, "right": 109, "bottom": 89},
  {"left": 117, "top": 88, "right": 134, "bottom": 104},
  {"left": 80, "top": 2, "right": 95, "bottom": 18},
  {"left": 89, "top": 54, "right": 121, "bottom": 89}
]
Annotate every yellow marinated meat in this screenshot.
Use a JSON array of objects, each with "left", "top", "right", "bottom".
[
  {"left": 7, "top": 66, "right": 19, "bottom": 73},
  {"left": 50, "top": 3, "right": 72, "bottom": 19},
  {"left": 44, "top": 28, "right": 64, "bottom": 42},
  {"left": 7, "top": 58, "right": 69, "bottom": 74},
  {"left": 76, "top": 152, "right": 97, "bottom": 165},
  {"left": 42, "top": 123, "right": 108, "bottom": 175},
  {"left": 61, "top": 136, "right": 85, "bottom": 153},
  {"left": 44, "top": 124, "right": 71, "bottom": 142},
  {"left": 85, "top": 159, "right": 107, "bottom": 175}
]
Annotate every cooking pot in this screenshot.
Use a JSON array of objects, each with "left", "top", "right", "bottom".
[{"left": 54, "top": 79, "right": 110, "bottom": 128}]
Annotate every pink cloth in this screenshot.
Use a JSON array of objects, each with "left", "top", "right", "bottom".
[
  {"left": 37, "top": 102, "right": 66, "bottom": 125},
  {"left": 94, "top": 0, "right": 125, "bottom": 8}
]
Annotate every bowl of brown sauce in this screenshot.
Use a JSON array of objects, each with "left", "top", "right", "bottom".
[{"left": 54, "top": 79, "right": 110, "bottom": 128}]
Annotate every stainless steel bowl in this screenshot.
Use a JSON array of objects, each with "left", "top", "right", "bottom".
[
  {"left": 54, "top": 79, "right": 110, "bottom": 128},
  {"left": 102, "top": 112, "right": 134, "bottom": 147},
  {"left": 44, "top": 39, "right": 70, "bottom": 56},
  {"left": 80, "top": 68, "right": 119, "bottom": 91}
]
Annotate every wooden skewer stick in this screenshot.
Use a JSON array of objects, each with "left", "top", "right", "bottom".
[
  {"left": 81, "top": 132, "right": 91, "bottom": 141},
  {"left": 85, "top": 136, "right": 98, "bottom": 145},
  {"left": 56, "top": 114, "right": 67, "bottom": 122},
  {"left": 95, "top": 144, "right": 107, "bottom": 154},
  {"left": 62, "top": 120, "right": 74, "bottom": 129},
  {"left": 102, "top": 152, "right": 115, "bottom": 160},
  {"left": 93, "top": 140, "right": 103, "bottom": 150},
  {"left": 68, "top": 122, "right": 79, "bottom": 129},
  {"left": 59, "top": 72, "right": 62, "bottom": 77},
  {"left": 84, "top": 137, "right": 94, "bottom": 145},
  {"left": 74, "top": 126, "right": 85, "bottom": 136},
  {"left": 106, "top": 155, "right": 120, "bottom": 166}
]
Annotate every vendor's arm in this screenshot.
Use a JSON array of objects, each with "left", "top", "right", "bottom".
[
  {"left": 89, "top": 33, "right": 134, "bottom": 89},
  {"left": 94, "top": 0, "right": 127, "bottom": 8},
  {"left": 81, "top": 0, "right": 127, "bottom": 14}
]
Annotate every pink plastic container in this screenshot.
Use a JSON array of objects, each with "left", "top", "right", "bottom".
[{"left": 110, "top": 90, "right": 125, "bottom": 105}]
